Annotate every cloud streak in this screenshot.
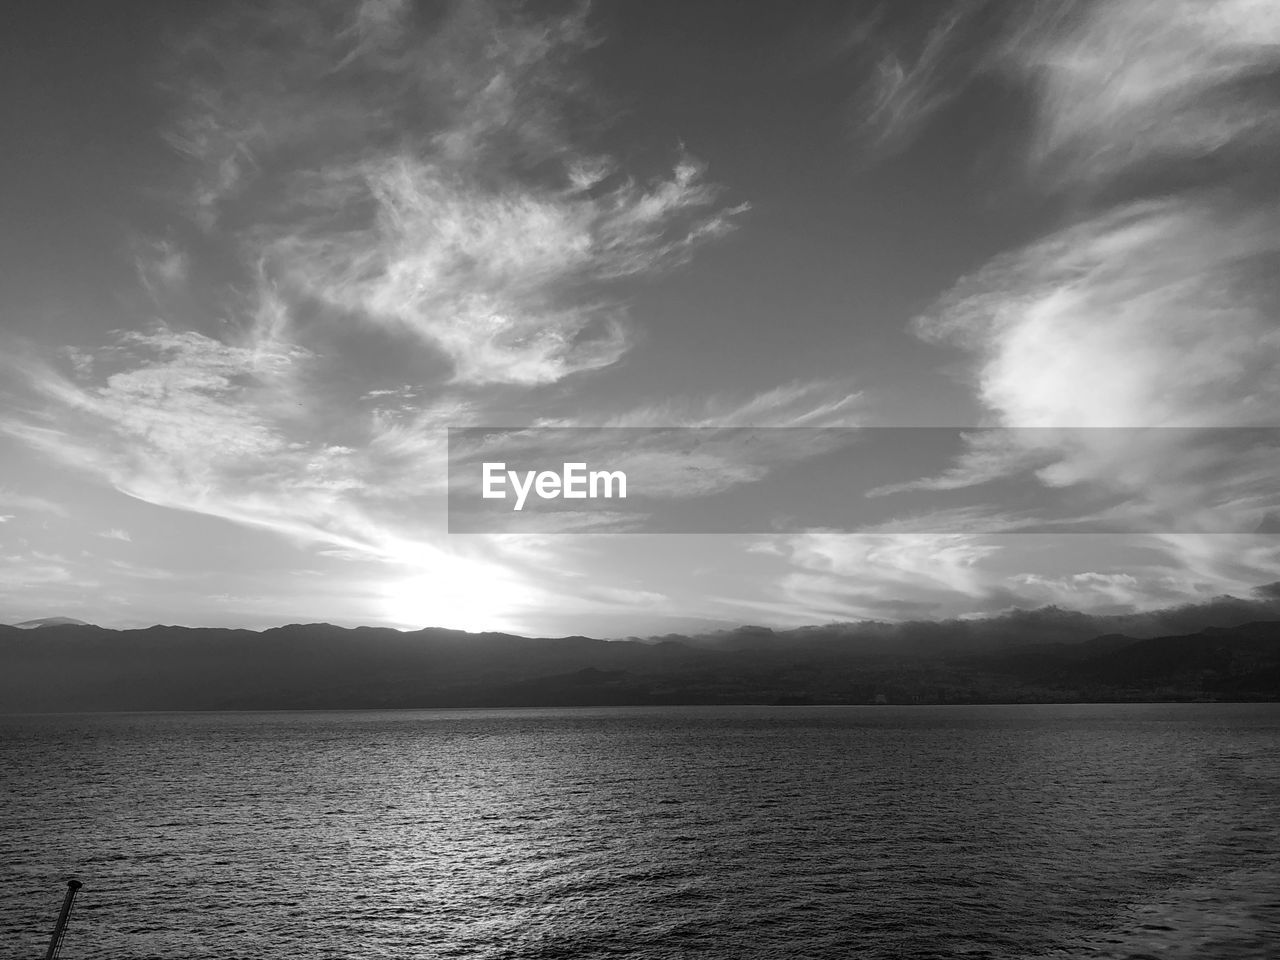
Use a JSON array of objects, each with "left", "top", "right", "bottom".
[
  {"left": 0, "top": 327, "right": 447, "bottom": 569},
  {"left": 0, "top": 0, "right": 761, "bottom": 630},
  {"left": 167, "top": 0, "right": 745, "bottom": 386},
  {"left": 823, "top": 0, "right": 1280, "bottom": 614},
  {"left": 846, "top": 1, "right": 1002, "bottom": 159},
  {"left": 897, "top": 1, "right": 1280, "bottom": 541},
  {"left": 850, "top": 0, "right": 1280, "bottom": 189},
  {"left": 0, "top": 487, "right": 69, "bottom": 518},
  {"left": 1011, "top": 0, "right": 1280, "bottom": 187}
]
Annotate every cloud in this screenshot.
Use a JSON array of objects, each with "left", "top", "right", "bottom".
[
  {"left": 1, "top": 0, "right": 748, "bottom": 627},
  {"left": 6, "top": 327, "right": 303, "bottom": 481},
  {"left": 0, "top": 550, "right": 79, "bottom": 590},
  {"left": 135, "top": 238, "right": 189, "bottom": 298},
  {"left": 665, "top": 380, "right": 865, "bottom": 430},
  {"left": 446, "top": 380, "right": 866, "bottom": 522},
  {"left": 850, "top": 505, "right": 1041, "bottom": 535},
  {"left": 780, "top": 532, "right": 1002, "bottom": 592},
  {"left": 0, "top": 0, "right": 755, "bottom": 632},
  {"left": 165, "top": 0, "right": 744, "bottom": 386},
  {"left": 562, "top": 379, "right": 866, "bottom": 500},
  {"left": 930, "top": 197, "right": 1280, "bottom": 402},
  {"left": 267, "top": 154, "right": 740, "bottom": 385},
  {"left": 845, "top": 1, "right": 1002, "bottom": 158},
  {"left": 756, "top": 530, "right": 1280, "bottom": 627},
  {"left": 1148, "top": 533, "right": 1280, "bottom": 597},
  {"left": 0, "top": 487, "right": 69, "bottom": 518},
  {"left": 107, "top": 559, "right": 182, "bottom": 581},
  {"left": 1, "top": 329, "right": 380, "bottom": 553},
  {"left": 12, "top": 0, "right": 1277, "bottom": 636},
  {"left": 1010, "top": 0, "right": 1280, "bottom": 187},
  {"left": 1008, "top": 570, "right": 1146, "bottom": 609},
  {"left": 886, "top": 0, "right": 1280, "bottom": 537},
  {"left": 848, "top": 0, "right": 1280, "bottom": 189},
  {"left": 755, "top": 532, "right": 1006, "bottom": 622},
  {"left": 694, "top": 587, "right": 1280, "bottom": 649},
  {"left": 98, "top": 529, "right": 132, "bottom": 542},
  {"left": 867, "top": 429, "right": 1056, "bottom": 496},
  {"left": 911, "top": 201, "right": 1280, "bottom": 534},
  {"left": 0, "top": 327, "right": 582, "bottom": 632}
]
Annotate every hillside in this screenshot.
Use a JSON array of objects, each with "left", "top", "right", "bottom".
[{"left": 2, "top": 619, "right": 1279, "bottom": 711}]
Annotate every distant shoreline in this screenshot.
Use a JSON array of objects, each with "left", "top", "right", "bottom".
[{"left": 6, "top": 698, "right": 1280, "bottom": 717}]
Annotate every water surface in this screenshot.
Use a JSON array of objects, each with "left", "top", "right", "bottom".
[{"left": 3, "top": 704, "right": 1278, "bottom": 958}]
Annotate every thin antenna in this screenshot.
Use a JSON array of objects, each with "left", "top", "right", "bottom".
[{"left": 43, "top": 879, "right": 82, "bottom": 960}]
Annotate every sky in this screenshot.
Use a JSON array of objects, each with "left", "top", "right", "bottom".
[{"left": 1, "top": 0, "right": 1279, "bottom": 635}]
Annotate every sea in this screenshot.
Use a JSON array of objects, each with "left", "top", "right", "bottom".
[{"left": 2, "top": 704, "right": 1278, "bottom": 959}]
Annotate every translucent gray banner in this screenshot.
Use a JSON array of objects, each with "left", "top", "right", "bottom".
[{"left": 447, "top": 427, "right": 1280, "bottom": 534}]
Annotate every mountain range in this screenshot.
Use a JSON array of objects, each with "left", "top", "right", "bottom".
[
  {"left": 3, "top": 611, "right": 1279, "bottom": 711},
  {"left": 10, "top": 616, "right": 94, "bottom": 629}
]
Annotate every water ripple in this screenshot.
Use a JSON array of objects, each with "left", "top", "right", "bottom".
[{"left": 2, "top": 704, "right": 1278, "bottom": 958}]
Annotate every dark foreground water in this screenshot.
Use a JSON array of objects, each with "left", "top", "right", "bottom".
[{"left": 2, "top": 705, "right": 1279, "bottom": 959}]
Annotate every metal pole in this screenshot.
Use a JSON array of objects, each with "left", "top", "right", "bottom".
[{"left": 43, "top": 879, "right": 82, "bottom": 960}]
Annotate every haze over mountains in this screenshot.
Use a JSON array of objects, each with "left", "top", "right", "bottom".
[
  {"left": 10, "top": 617, "right": 93, "bottom": 629},
  {"left": 5, "top": 591, "right": 1280, "bottom": 711}
]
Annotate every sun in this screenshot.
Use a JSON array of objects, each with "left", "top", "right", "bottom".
[{"left": 377, "top": 547, "right": 540, "bottom": 634}]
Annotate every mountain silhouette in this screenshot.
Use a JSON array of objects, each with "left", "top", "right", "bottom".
[{"left": 2, "top": 618, "right": 1277, "bottom": 711}]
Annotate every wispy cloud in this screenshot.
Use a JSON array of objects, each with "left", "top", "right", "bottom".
[
  {"left": 755, "top": 529, "right": 1280, "bottom": 625},
  {"left": 1149, "top": 533, "right": 1280, "bottom": 599},
  {"left": 867, "top": 430, "right": 1054, "bottom": 496},
  {"left": 9, "top": 0, "right": 1278, "bottom": 634},
  {"left": 848, "top": 0, "right": 1280, "bottom": 188},
  {"left": 447, "top": 381, "right": 866, "bottom": 522},
  {"left": 0, "top": 326, "right": 605, "bottom": 631},
  {"left": 1011, "top": 0, "right": 1280, "bottom": 187},
  {"left": 0, "top": 550, "right": 80, "bottom": 590},
  {"left": 1, "top": 329, "right": 377, "bottom": 554},
  {"left": 266, "top": 153, "right": 741, "bottom": 385},
  {"left": 754, "top": 532, "right": 1006, "bottom": 622},
  {"left": 603, "top": 380, "right": 865, "bottom": 430},
  {"left": 0, "top": 487, "right": 69, "bottom": 518},
  {"left": 165, "top": 0, "right": 744, "bottom": 386},
  {"left": 0, "top": 0, "right": 756, "bottom": 630},
  {"left": 847, "top": 1, "right": 1000, "bottom": 158},
  {"left": 911, "top": 201, "right": 1280, "bottom": 534},
  {"left": 107, "top": 559, "right": 183, "bottom": 581},
  {"left": 884, "top": 0, "right": 1280, "bottom": 542}
]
